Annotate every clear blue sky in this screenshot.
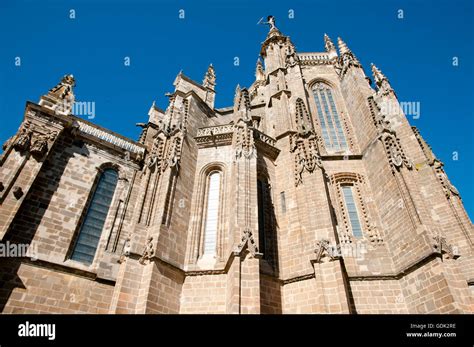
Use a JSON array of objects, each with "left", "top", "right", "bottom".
[{"left": 0, "top": 0, "right": 473, "bottom": 217}]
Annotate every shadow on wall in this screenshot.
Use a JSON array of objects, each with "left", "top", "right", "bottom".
[
  {"left": 0, "top": 134, "right": 86, "bottom": 312},
  {"left": 257, "top": 155, "right": 282, "bottom": 314}
]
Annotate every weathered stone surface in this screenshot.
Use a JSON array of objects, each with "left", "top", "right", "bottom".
[{"left": 0, "top": 18, "right": 472, "bottom": 314}]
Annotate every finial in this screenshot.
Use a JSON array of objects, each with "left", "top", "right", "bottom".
[
  {"left": 61, "top": 74, "right": 75, "bottom": 87},
  {"left": 337, "top": 37, "right": 350, "bottom": 55},
  {"left": 39, "top": 74, "right": 76, "bottom": 115},
  {"left": 324, "top": 34, "right": 336, "bottom": 52},
  {"left": 203, "top": 64, "right": 216, "bottom": 90},
  {"left": 371, "top": 64, "right": 384, "bottom": 84},
  {"left": 256, "top": 58, "right": 265, "bottom": 81},
  {"left": 370, "top": 63, "right": 393, "bottom": 94}
]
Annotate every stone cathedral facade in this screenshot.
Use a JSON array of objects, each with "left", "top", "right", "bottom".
[{"left": 0, "top": 18, "right": 473, "bottom": 314}]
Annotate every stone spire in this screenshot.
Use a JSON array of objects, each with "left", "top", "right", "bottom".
[
  {"left": 39, "top": 74, "right": 76, "bottom": 115},
  {"left": 324, "top": 34, "right": 337, "bottom": 59},
  {"left": 371, "top": 63, "right": 387, "bottom": 85},
  {"left": 337, "top": 37, "right": 351, "bottom": 55},
  {"left": 371, "top": 63, "right": 393, "bottom": 95},
  {"left": 202, "top": 64, "right": 216, "bottom": 90},
  {"left": 233, "top": 84, "right": 251, "bottom": 122},
  {"left": 255, "top": 58, "right": 265, "bottom": 82},
  {"left": 335, "top": 37, "right": 361, "bottom": 77},
  {"left": 324, "top": 34, "right": 336, "bottom": 52}
]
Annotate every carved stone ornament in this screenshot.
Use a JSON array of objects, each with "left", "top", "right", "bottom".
[
  {"left": 234, "top": 120, "right": 256, "bottom": 160},
  {"left": 234, "top": 228, "right": 261, "bottom": 258},
  {"left": 382, "top": 132, "right": 413, "bottom": 172},
  {"left": 313, "top": 239, "right": 340, "bottom": 263},
  {"left": 371, "top": 64, "right": 394, "bottom": 96},
  {"left": 165, "top": 135, "right": 183, "bottom": 170},
  {"left": 30, "top": 133, "right": 51, "bottom": 158},
  {"left": 13, "top": 126, "right": 33, "bottom": 152},
  {"left": 143, "top": 135, "right": 165, "bottom": 175},
  {"left": 290, "top": 132, "right": 323, "bottom": 186},
  {"left": 139, "top": 236, "right": 155, "bottom": 265},
  {"left": 432, "top": 235, "right": 460, "bottom": 260},
  {"left": 285, "top": 43, "right": 299, "bottom": 68},
  {"left": 324, "top": 33, "right": 336, "bottom": 53},
  {"left": 118, "top": 237, "right": 132, "bottom": 263},
  {"left": 433, "top": 160, "right": 460, "bottom": 199},
  {"left": 202, "top": 64, "right": 216, "bottom": 90},
  {"left": 334, "top": 38, "right": 361, "bottom": 78}
]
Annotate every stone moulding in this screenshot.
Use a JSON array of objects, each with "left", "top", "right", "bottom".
[
  {"left": 195, "top": 124, "right": 234, "bottom": 148},
  {"left": 329, "top": 172, "right": 384, "bottom": 245},
  {"left": 196, "top": 124, "right": 234, "bottom": 137},
  {"left": 253, "top": 129, "right": 280, "bottom": 159},
  {"left": 76, "top": 120, "right": 145, "bottom": 156},
  {"left": 194, "top": 124, "right": 280, "bottom": 159},
  {"left": 297, "top": 52, "right": 333, "bottom": 65}
]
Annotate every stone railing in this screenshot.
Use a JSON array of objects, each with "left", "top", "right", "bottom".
[
  {"left": 196, "top": 124, "right": 234, "bottom": 137},
  {"left": 77, "top": 121, "right": 145, "bottom": 154},
  {"left": 253, "top": 129, "right": 276, "bottom": 147},
  {"left": 297, "top": 52, "right": 332, "bottom": 65}
]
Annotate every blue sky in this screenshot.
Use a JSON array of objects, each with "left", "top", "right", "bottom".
[{"left": 0, "top": 0, "right": 473, "bottom": 217}]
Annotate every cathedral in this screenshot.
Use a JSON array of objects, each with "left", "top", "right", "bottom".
[{"left": 0, "top": 17, "right": 473, "bottom": 314}]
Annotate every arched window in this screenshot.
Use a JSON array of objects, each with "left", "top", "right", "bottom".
[
  {"left": 203, "top": 171, "right": 221, "bottom": 256},
  {"left": 329, "top": 172, "right": 383, "bottom": 244},
  {"left": 71, "top": 168, "right": 119, "bottom": 264},
  {"left": 341, "top": 185, "right": 363, "bottom": 238},
  {"left": 312, "top": 82, "right": 347, "bottom": 152}
]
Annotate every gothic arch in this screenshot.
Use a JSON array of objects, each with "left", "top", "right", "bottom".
[
  {"left": 188, "top": 162, "right": 228, "bottom": 264},
  {"left": 67, "top": 163, "right": 121, "bottom": 265},
  {"left": 329, "top": 172, "right": 383, "bottom": 245},
  {"left": 307, "top": 77, "right": 338, "bottom": 90},
  {"left": 293, "top": 97, "right": 313, "bottom": 132},
  {"left": 307, "top": 79, "right": 356, "bottom": 154}
]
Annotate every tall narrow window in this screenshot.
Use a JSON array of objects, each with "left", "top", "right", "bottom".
[
  {"left": 280, "top": 191, "right": 286, "bottom": 214},
  {"left": 257, "top": 179, "right": 266, "bottom": 253},
  {"left": 312, "top": 82, "right": 348, "bottom": 152},
  {"left": 71, "top": 168, "right": 118, "bottom": 264},
  {"left": 341, "top": 185, "right": 363, "bottom": 238},
  {"left": 203, "top": 172, "right": 221, "bottom": 255}
]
